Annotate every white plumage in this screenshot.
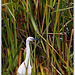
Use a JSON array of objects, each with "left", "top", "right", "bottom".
[{"left": 17, "top": 37, "right": 36, "bottom": 75}]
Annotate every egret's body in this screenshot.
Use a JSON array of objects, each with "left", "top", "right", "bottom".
[{"left": 17, "top": 37, "right": 36, "bottom": 75}]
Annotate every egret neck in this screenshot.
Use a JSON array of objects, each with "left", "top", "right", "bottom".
[{"left": 25, "top": 40, "right": 30, "bottom": 66}]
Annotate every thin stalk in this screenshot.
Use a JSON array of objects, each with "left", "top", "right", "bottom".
[
  {"left": 26, "top": 0, "right": 29, "bottom": 31},
  {"left": 69, "top": 29, "right": 73, "bottom": 52},
  {"left": 66, "top": 44, "right": 71, "bottom": 75},
  {"left": 42, "top": 33, "right": 64, "bottom": 35},
  {"left": 11, "top": 0, "right": 17, "bottom": 50},
  {"left": 34, "top": 34, "right": 36, "bottom": 73},
  {"left": 46, "top": 0, "right": 49, "bottom": 70},
  {"left": 41, "top": 5, "right": 46, "bottom": 33},
  {"left": 52, "top": 7, "right": 73, "bottom": 13},
  {"left": 53, "top": 0, "right": 60, "bottom": 45},
  {"left": 58, "top": 12, "right": 62, "bottom": 66}
]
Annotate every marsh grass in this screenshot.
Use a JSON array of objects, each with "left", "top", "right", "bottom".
[{"left": 2, "top": 0, "right": 73, "bottom": 75}]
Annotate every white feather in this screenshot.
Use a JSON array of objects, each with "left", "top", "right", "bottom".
[{"left": 17, "top": 37, "right": 34, "bottom": 75}]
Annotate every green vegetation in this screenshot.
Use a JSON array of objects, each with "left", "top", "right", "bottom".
[{"left": 2, "top": 0, "right": 73, "bottom": 75}]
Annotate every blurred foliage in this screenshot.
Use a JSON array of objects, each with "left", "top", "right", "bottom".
[{"left": 2, "top": 0, "right": 73, "bottom": 75}]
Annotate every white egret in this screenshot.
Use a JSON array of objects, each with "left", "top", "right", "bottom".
[{"left": 17, "top": 37, "right": 39, "bottom": 75}]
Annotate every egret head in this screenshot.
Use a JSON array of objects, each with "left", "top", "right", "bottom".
[
  {"left": 26, "top": 37, "right": 40, "bottom": 42},
  {"left": 26, "top": 37, "right": 40, "bottom": 41},
  {"left": 26, "top": 37, "right": 34, "bottom": 41}
]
